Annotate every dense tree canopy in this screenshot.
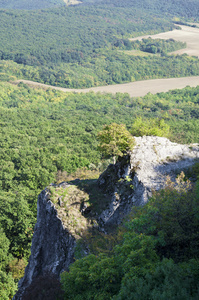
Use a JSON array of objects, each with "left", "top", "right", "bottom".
[
  {"left": 131, "top": 117, "right": 170, "bottom": 137},
  {"left": 0, "top": 0, "right": 64, "bottom": 10}
]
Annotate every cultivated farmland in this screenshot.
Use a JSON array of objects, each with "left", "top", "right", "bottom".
[
  {"left": 15, "top": 76, "right": 199, "bottom": 97},
  {"left": 130, "top": 24, "right": 199, "bottom": 58}
]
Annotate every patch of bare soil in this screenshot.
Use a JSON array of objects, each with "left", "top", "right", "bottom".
[
  {"left": 63, "top": 0, "right": 82, "bottom": 5},
  {"left": 130, "top": 24, "right": 199, "bottom": 58}
]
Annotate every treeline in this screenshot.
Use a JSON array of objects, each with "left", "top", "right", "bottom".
[
  {"left": 0, "top": 4, "right": 198, "bottom": 90},
  {"left": 0, "top": 0, "right": 65, "bottom": 10},
  {"left": 96, "top": 0, "right": 199, "bottom": 21},
  {"left": 129, "top": 38, "right": 186, "bottom": 54},
  {"left": 2, "top": 51, "right": 199, "bottom": 88},
  {"left": 0, "top": 37, "right": 187, "bottom": 66},
  {"left": 0, "top": 2, "right": 178, "bottom": 89}
]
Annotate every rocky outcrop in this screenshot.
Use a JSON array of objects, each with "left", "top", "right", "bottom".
[
  {"left": 97, "top": 136, "right": 199, "bottom": 226},
  {"left": 14, "top": 136, "right": 199, "bottom": 299},
  {"left": 13, "top": 185, "right": 76, "bottom": 300},
  {"left": 131, "top": 136, "right": 199, "bottom": 201}
]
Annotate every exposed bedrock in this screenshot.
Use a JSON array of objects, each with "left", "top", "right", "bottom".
[
  {"left": 97, "top": 136, "right": 199, "bottom": 226},
  {"left": 13, "top": 187, "right": 76, "bottom": 300}
]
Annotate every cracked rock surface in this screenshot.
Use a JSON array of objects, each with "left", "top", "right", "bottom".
[{"left": 97, "top": 136, "right": 199, "bottom": 225}]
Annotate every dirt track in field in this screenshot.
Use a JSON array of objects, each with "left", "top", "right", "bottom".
[
  {"left": 130, "top": 25, "right": 199, "bottom": 58},
  {"left": 14, "top": 76, "right": 199, "bottom": 97}
]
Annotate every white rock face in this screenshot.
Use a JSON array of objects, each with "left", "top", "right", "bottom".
[
  {"left": 131, "top": 136, "right": 199, "bottom": 205},
  {"left": 97, "top": 136, "right": 199, "bottom": 226}
]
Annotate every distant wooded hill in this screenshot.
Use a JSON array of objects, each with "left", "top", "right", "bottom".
[
  {"left": 0, "top": 0, "right": 199, "bottom": 89},
  {"left": 1, "top": 1, "right": 199, "bottom": 89},
  {"left": 0, "top": 0, "right": 66, "bottom": 10},
  {"left": 92, "top": 0, "right": 199, "bottom": 20}
]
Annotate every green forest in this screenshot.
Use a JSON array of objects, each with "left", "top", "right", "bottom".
[
  {"left": 0, "top": 81, "right": 199, "bottom": 299},
  {"left": 0, "top": 0, "right": 199, "bottom": 299}
]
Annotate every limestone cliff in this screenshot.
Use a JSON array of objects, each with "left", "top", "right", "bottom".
[
  {"left": 97, "top": 136, "right": 199, "bottom": 226},
  {"left": 14, "top": 136, "right": 199, "bottom": 299}
]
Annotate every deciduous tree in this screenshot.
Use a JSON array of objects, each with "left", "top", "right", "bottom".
[{"left": 97, "top": 123, "right": 135, "bottom": 164}]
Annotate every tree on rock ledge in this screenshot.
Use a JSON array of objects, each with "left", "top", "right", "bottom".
[{"left": 97, "top": 123, "right": 135, "bottom": 164}]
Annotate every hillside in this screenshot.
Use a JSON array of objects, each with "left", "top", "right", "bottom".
[
  {"left": 1, "top": 1, "right": 199, "bottom": 88},
  {"left": 0, "top": 0, "right": 199, "bottom": 298},
  {"left": 15, "top": 136, "right": 199, "bottom": 299},
  {"left": 0, "top": 79, "right": 199, "bottom": 298},
  {"left": 0, "top": 0, "right": 199, "bottom": 89},
  {"left": 0, "top": 0, "right": 65, "bottom": 10},
  {"left": 90, "top": 0, "right": 199, "bottom": 20}
]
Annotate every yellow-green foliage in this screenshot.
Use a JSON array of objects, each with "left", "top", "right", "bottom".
[
  {"left": 131, "top": 117, "right": 170, "bottom": 137},
  {"left": 8, "top": 258, "right": 27, "bottom": 281},
  {"left": 97, "top": 123, "right": 135, "bottom": 162}
]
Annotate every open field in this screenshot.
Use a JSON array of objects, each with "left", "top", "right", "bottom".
[
  {"left": 14, "top": 76, "right": 199, "bottom": 97},
  {"left": 130, "top": 25, "right": 199, "bottom": 58},
  {"left": 63, "top": 0, "right": 82, "bottom": 5}
]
